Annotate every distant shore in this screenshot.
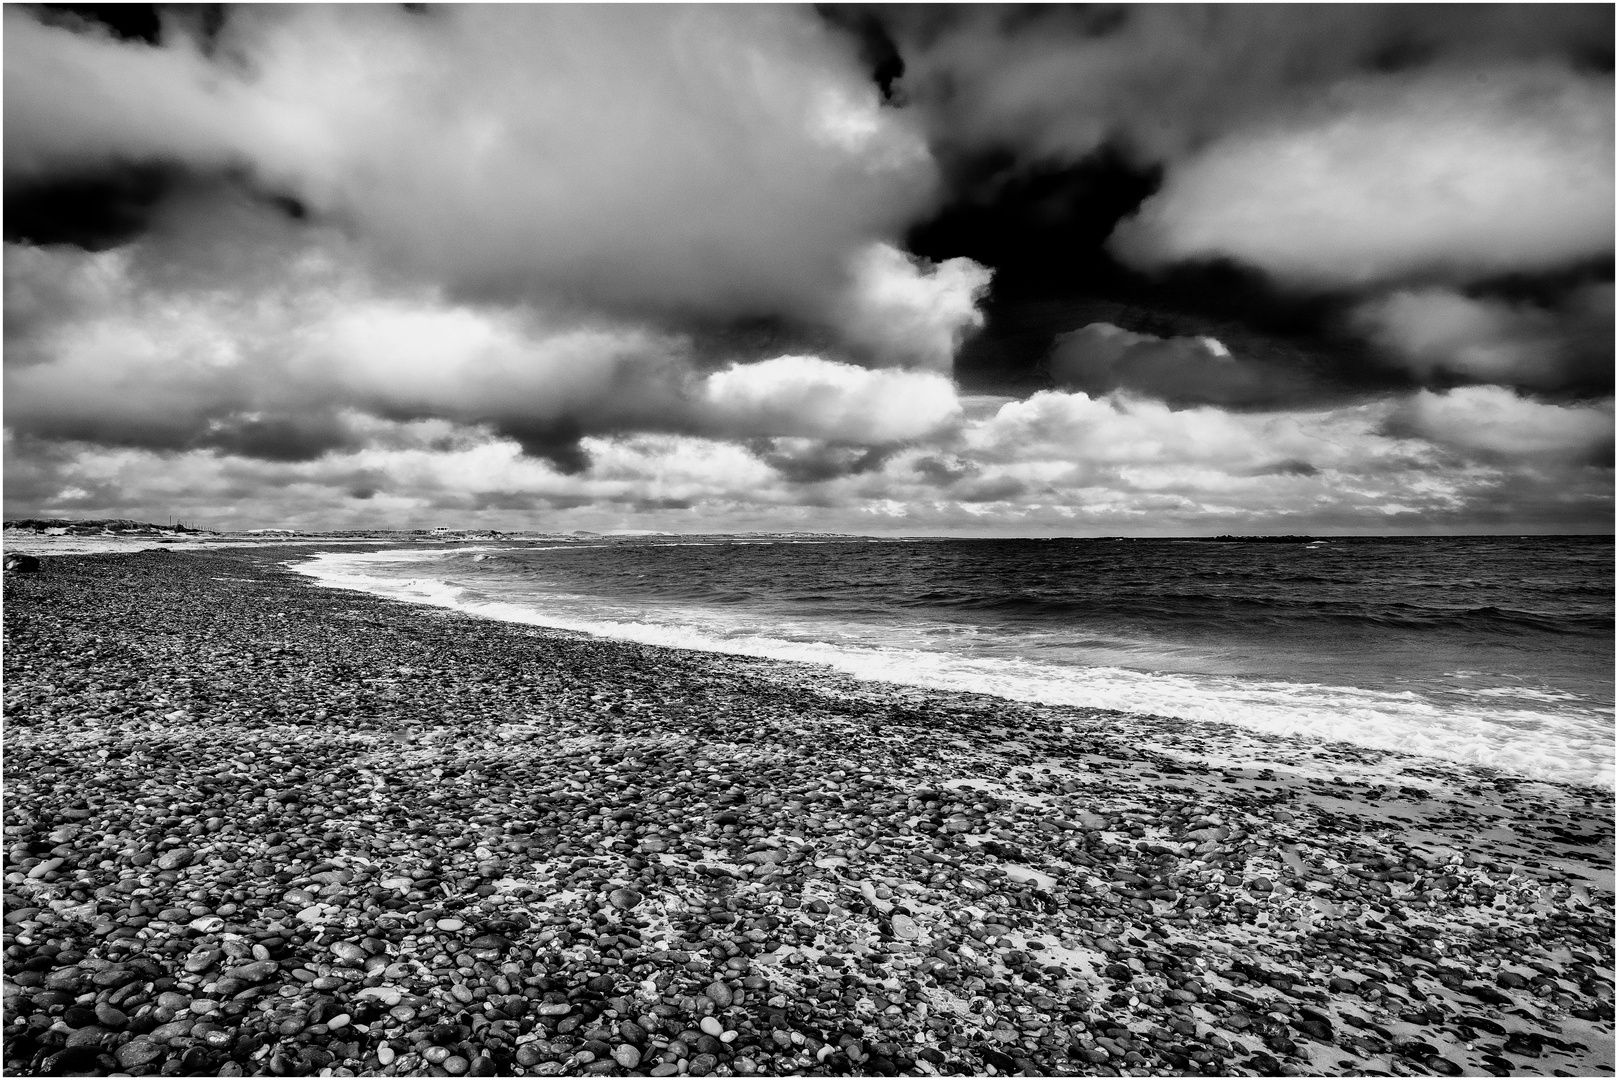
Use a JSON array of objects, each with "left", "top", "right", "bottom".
[{"left": 3, "top": 548, "right": 1613, "bottom": 1077}]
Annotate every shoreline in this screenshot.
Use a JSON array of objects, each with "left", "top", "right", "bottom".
[
  {"left": 3, "top": 549, "right": 1613, "bottom": 1077},
  {"left": 288, "top": 543, "right": 1614, "bottom": 793}
]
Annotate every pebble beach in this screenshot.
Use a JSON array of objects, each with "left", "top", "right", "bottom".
[{"left": 3, "top": 547, "right": 1614, "bottom": 1078}]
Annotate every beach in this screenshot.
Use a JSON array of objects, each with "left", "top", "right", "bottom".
[{"left": 3, "top": 547, "right": 1613, "bottom": 1078}]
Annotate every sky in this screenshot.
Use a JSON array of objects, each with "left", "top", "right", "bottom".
[{"left": 4, "top": 3, "right": 1613, "bottom": 535}]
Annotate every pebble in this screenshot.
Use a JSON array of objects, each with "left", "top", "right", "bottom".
[
  {"left": 331, "top": 940, "right": 367, "bottom": 963},
  {"left": 2, "top": 548, "right": 1611, "bottom": 1079}
]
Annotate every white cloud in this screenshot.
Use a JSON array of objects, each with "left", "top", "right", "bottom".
[
  {"left": 890, "top": 6, "right": 1610, "bottom": 169},
  {"left": 1385, "top": 386, "right": 1614, "bottom": 460},
  {"left": 836, "top": 243, "right": 992, "bottom": 371},
  {"left": 2, "top": 242, "right": 685, "bottom": 459},
  {"left": 962, "top": 390, "right": 1390, "bottom": 474},
  {"left": 3, "top": 10, "right": 238, "bottom": 175},
  {"left": 698, "top": 354, "right": 961, "bottom": 442},
  {"left": 4, "top": 240, "right": 971, "bottom": 465},
  {"left": 1353, "top": 285, "right": 1614, "bottom": 388},
  {"left": 5, "top": 6, "right": 939, "bottom": 324},
  {"left": 1109, "top": 66, "right": 1614, "bottom": 285},
  {"left": 5, "top": 7, "right": 1612, "bottom": 535},
  {"left": 9, "top": 386, "right": 1612, "bottom": 533}
]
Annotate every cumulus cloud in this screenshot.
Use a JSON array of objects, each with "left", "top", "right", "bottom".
[
  {"left": 1109, "top": 66, "right": 1613, "bottom": 285},
  {"left": 5, "top": 6, "right": 1611, "bottom": 535},
  {"left": 961, "top": 391, "right": 1372, "bottom": 475},
  {"left": 888, "top": 5, "right": 1611, "bottom": 169},
  {"left": 4, "top": 236, "right": 970, "bottom": 475},
  {"left": 836, "top": 243, "right": 992, "bottom": 370},
  {"left": 5, "top": 5, "right": 939, "bottom": 327},
  {"left": 1352, "top": 284, "right": 1614, "bottom": 390},
  {"left": 699, "top": 354, "right": 960, "bottom": 442},
  {"left": 9, "top": 383, "right": 1613, "bottom": 533},
  {"left": 1047, "top": 322, "right": 1312, "bottom": 408},
  {"left": 3, "top": 239, "right": 680, "bottom": 467},
  {"left": 1383, "top": 386, "right": 1614, "bottom": 462}
]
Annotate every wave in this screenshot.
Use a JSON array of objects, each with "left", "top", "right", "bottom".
[
  {"left": 429, "top": 550, "right": 1612, "bottom": 637},
  {"left": 292, "top": 549, "right": 1613, "bottom": 789}
]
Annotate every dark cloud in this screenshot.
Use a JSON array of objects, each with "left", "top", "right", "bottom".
[
  {"left": 631, "top": 497, "right": 695, "bottom": 512},
  {"left": 953, "top": 475, "right": 1027, "bottom": 503},
  {"left": 1048, "top": 322, "right": 1320, "bottom": 409},
  {"left": 491, "top": 419, "right": 592, "bottom": 476},
  {"left": 911, "top": 455, "right": 975, "bottom": 486},
  {"left": 197, "top": 412, "right": 354, "bottom": 463},
  {"left": 1255, "top": 459, "right": 1319, "bottom": 478},
  {"left": 754, "top": 440, "right": 895, "bottom": 484}
]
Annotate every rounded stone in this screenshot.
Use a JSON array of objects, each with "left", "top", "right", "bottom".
[
  {"left": 116, "top": 1039, "right": 165, "bottom": 1069},
  {"left": 331, "top": 941, "right": 367, "bottom": 964}
]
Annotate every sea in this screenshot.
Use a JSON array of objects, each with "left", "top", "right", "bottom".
[{"left": 293, "top": 535, "right": 1614, "bottom": 789}]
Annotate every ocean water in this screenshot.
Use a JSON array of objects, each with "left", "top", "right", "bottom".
[{"left": 293, "top": 536, "right": 1614, "bottom": 788}]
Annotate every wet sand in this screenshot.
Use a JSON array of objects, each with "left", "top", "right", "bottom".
[{"left": 3, "top": 548, "right": 1613, "bottom": 1077}]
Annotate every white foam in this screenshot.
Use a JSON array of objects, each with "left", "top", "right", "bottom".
[{"left": 291, "top": 549, "right": 1614, "bottom": 789}]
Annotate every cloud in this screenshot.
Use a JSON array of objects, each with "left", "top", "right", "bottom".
[
  {"left": 1352, "top": 284, "right": 1614, "bottom": 390},
  {"left": 1047, "top": 322, "right": 1315, "bottom": 407},
  {"left": 699, "top": 354, "right": 961, "bottom": 443},
  {"left": 6, "top": 6, "right": 1612, "bottom": 536},
  {"left": 1383, "top": 386, "right": 1614, "bottom": 462},
  {"left": 1109, "top": 66, "right": 1613, "bottom": 286},
  {"left": 961, "top": 390, "right": 1379, "bottom": 475},
  {"left": 9, "top": 384, "right": 1612, "bottom": 534},
  {"left": 836, "top": 243, "right": 992, "bottom": 370},
  {"left": 2, "top": 240, "right": 680, "bottom": 466},
  {"left": 889, "top": 6, "right": 1611, "bottom": 169},
  {"left": 4, "top": 238, "right": 968, "bottom": 473},
  {"left": 5, "top": 5, "right": 940, "bottom": 330}
]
